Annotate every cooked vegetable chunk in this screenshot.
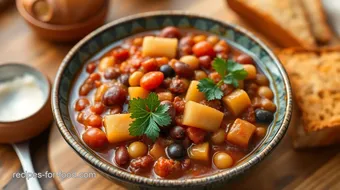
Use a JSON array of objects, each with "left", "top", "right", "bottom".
[
  {"left": 185, "top": 80, "right": 205, "bottom": 102},
  {"left": 226, "top": 118, "right": 256, "bottom": 148},
  {"left": 188, "top": 142, "right": 210, "bottom": 161},
  {"left": 182, "top": 101, "right": 224, "bottom": 132},
  {"left": 223, "top": 89, "right": 251, "bottom": 116},
  {"left": 150, "top": 142, "right": 166, "bottom": 159},
  {"left": 142, "top": 36, "right": 178, "bottom": 58},
  {"left": 104, "top": 114, "right": 135, "bottom": 144},
  {"left": 128, "top": 87, "right": 149, "bottom": 99}
]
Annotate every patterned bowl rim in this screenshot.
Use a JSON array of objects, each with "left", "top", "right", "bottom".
[{"left": 52, "top": 11, "right": 292, "bottom": 187}]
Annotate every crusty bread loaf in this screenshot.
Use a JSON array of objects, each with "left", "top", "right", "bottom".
[
  {"left": 227, "top": 0, "right": 317, "bottom": 48},
  {"left": 278, "top": 48, "right": 340, "bottom": 148},
  {"left": 300, "top": 0, "right": 332, "bottom": 43}
]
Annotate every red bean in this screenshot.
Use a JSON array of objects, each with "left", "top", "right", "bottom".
[
  {"left": 89, "top": 73, "right": 101, "bottom": 81},
  {"left": 198, "top": 55, "right": 212, "bottom": 69},
  {"left": 173, "top": 61, "right": 194, "bottom": 78},
  {"left": 102, "top": 85, "right": 127, "bottom": 106},
  {"left": 104, "top": 67, "right": 119, "bottom": 79},
  {"left": 179, "top": 36, "right": 195, "bottom": 47},
  {"left": 118, "top": 74, "right": 130, "bottom": 86},
  {"left": 160, "top": 26, "right": 181, "bottom": 39},
  {"left": 110, "top": 105, "right": 123, "bottom": 114},
  {"left": 75, "top": 98, "right": 90, "bottom": 111},
  {"left": 82, "top": 128, "right": 108, "bottom": 150},
  {"left": 115, "top": 146, "right": 130, "bottom": 166},
  {"left": 192, "top": 41, "right": 215, "bottom": 57},
  {"left": 142, "top": 58, "right": 158, "bottom": 72},
  {"left": 236, "top": 54, "right": 254, "bottom": 65},
  {"left": 86, "top": 62, "right": 96, "bottom": 74},
  {"left": 86, "top": 114, "right": 102, "bottom": 128},
  {"left": 140, "top": 71, "right": 164, "bottom": 90},
  {"left": 112, "top": 48, "right": 129, "bottom": 61},
  {"left": 90, "top": 102, "right": 105, "bottom": 114}
]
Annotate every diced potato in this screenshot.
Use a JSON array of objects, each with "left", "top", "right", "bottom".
[
  {"left": 243, "top": 64, "right": 256, "bottom": 79},
  {"left": 128, "top": 87, "right": 149, "bottom": 99},
  {"left": 182, "top": 101, "right": 224, "bottom": 132},
  {"left": 185, "top": 80, "right": 205, "bottom": 102},
  {"left": 142, "top": 36, "right": 178, "bottom": 58},
  {"left": 104, "top": 114, "right": 135, "bottom": 144},
  {"left": 226, "top": 118, "right": 256, "bottom": 148},
  {"left": 150, "top": 142, "right": 166, "bottom": 159},
  {"left": 95, "top": 84, "right": 109, "bottom": 102},
  {"left": 222, "top": 89, "right": 251, "bottom": 116},
  {"left": 188, "top": 142, "right": 210, "bottom": 161}
]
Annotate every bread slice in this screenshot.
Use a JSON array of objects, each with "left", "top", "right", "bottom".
[
  {"left": 278, "top": 48, "right": 340, "bottom": 148},
  {"left": 227, "top": 0, "right": 317, "bottom": 48},
  {"left": 300, "top": 0, "right": 332, "bottom": 43}
]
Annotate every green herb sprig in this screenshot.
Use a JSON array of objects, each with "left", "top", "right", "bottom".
[
  {"left": 128, "top": 93, "right": 171, "bottom": 141},
  {"left": 197, "top": 58, "right": 248, "bottom": 101}
]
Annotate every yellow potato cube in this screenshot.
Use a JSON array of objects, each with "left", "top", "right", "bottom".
[
  {"left": 185, "top": 80, "right": 205, "bottom": 102},
  {"left": 142, "top": 36, "right": 178, "bottom": 58},
  {"left": 182, "top": 101, "right": 224, "bottom": 132},
  {"left": 128, "top": 87, "right": 149, "bottom": 99},
  {"left": 104, "top": 114, "right": 135, "bottom": 144},
  {"left": 223, "top": 89, "right": 251, "bottom": 116},
  {"left": 188, "top": 142, "right": 210, "bottom": 162},
  {"left": 226, "top": 118, "right": 256, "bottom": 148}
]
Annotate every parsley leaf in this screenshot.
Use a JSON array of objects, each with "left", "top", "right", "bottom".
[
  {"left": 212, "top": 57, "right": 228, "bottom": 76},
  {"left": 197, "top": 78, "right": 224, "bottom": 101},
  {"left": 198, "top": 58, "right": 248, "bottom": 100},
  {"left": 128, "top": 93, "right": 171, "bottom": 141}
]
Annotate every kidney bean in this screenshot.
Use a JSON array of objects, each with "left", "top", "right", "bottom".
[
  {"left": 160, "top": 26, "right": 181, "bottom": 39},
  {"left": 102, "top": 85, "right": 128, "bottom": 106},
  {"left": 198, "top": 55, "right": 212, "bottom": 69},
  {"left": 140, "top": 71, "right": 164, "bottom": 90},
  {"left": 82, "top": 128, "right": 108, "bottom": 151},
  {"left": 75, "top": 98, "right": 90, "bottom": 111},
  {"left": 142, "top": 58, "right": 158, "bottom": 72},
  {"left": 115, "top": 146, "right": 130, "bottom": 166},
  {"left": 173, "top": 61, "right": 194, "bottom": 78},
  {"left": 236, "top": 54, "right": 254, "bottom": 65},
  {"left": 112, "top": 48, "right": 130, "bottom": 61},
  {"left": 86, "top": 62, "right": 97, "bottom": 74},
  {"left": 192, "top": 41, "right": 215, "bottom": 57}
]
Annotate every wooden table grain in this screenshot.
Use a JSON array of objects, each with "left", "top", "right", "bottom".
[{"left": 0, "top": 0, "right": 339, "bottom": 190}]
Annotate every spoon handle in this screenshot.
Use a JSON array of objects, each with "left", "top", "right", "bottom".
[{"left": 13, "top": 142, "right": 42, "bottom": 190}]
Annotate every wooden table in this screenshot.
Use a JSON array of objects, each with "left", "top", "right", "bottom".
[{"left": 0, "top": 0, "right": 339, "bottom": 189}]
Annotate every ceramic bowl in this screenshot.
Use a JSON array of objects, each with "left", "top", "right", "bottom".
[
  {"left": 0, "top": 63, "right": 52, "bottom": 143},
  {"left": 52, "top": 11, "right": 292, "bottom": 190},
  {"left": 16, "top": 0, "right": 108, "bottom": 42}
]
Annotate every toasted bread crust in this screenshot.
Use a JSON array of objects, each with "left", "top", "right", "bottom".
[
  {"left": 278, "top": 47, "right": 340, "bottom": 148},
  {"left": 227, "top": 0, "right": 317, "bottom": 48},
  {"left": 300, "top": 0, "right": 333, "bottom": 43}
]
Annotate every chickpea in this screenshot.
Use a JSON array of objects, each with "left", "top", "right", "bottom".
[
  {"left": 255, "top": 127, "right": 267, "bottom": 138},
  {"left": 261, "top": 98, "right": 276, "bottom": 112},
  {"left": 157, "top": 92, "right": 174, "bottom": 101},
  {"left": 256, "top": 74, "right": 269, "bottom": 86},
  {"left": 213, "top": 152, "right": 233, "bottom": 169},
  {"left": 180, "top": 55, "right": 199, "bottom": 70},
  {"left": 258, "top": 86, "right": 274, "bottom": 99},
  {"left": 207, "top": 35, "right": 220, "bottom": 45},
  {"left": 243, "top": 64, "right": 257, "bottom": 79},
  {"left": 129, "top": 71, "right": 144, "bottom": 86},
  {"left": 195, "top": 70, "right": 208, "bottom": 80},
  {"left": 128, "top": 141, "right": 148, "bottom": 159},
  {"left": 193, "top": 35, "right": 207, "bottom": 43},
  {"left": 211, "top": 129, "right": 226, "bottom": 145},
  {"left": 98, "top": 56, "right": 115, "bottom": 72}
]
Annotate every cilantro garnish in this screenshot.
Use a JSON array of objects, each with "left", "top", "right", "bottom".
[
  {"left": 198, "top": 58, "right": 248, "bottom": 101},
  {"left": 128, "top": 92, "right": 171, "bottom": 141}
]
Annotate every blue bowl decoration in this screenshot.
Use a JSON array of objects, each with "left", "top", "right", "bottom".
[{"left": 52, "top": 11, "right": 292, "bottom": 190}]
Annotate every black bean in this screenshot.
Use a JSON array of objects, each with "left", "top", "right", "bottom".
[
  {"left": 166, "top": 143, "right": 186, "bottom": 160},
  {"left": 160, "top": 65, "right": 176, "bottom": 78},
  {"left": 170, "top": 126, "right": 186, "bottom": 140},
  {"left": 255, "top": 109, "right": 274, "bottom": 123}
]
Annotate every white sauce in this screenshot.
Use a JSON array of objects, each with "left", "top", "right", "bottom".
[{"left": 0, "top": 74, "right": 45, "bottom": 122}]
